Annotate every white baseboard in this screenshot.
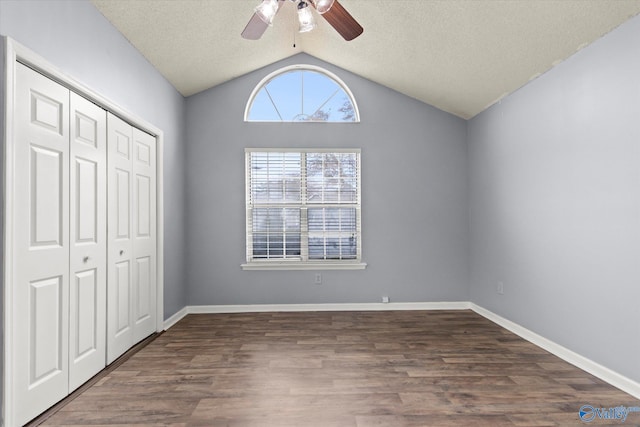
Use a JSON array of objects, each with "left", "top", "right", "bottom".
[
  {"left": 163, "top": 306, "right": 188, "bottom": 330},
  {"left": 163, "top": 302, "right": 469, "bottom": 329},
  {"left": 162, "top": 300, "right": 639, "bottom": 400},
  {"left": 163, "top": 301, "right": 470, "bottom": 329},
  {"left": 187, "top": 301, "right": 471, "bottom": 314},
  {"left": 470, "top": 303, "right": 640, "bottom": 400}
]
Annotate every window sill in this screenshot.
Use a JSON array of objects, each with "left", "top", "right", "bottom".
[{"left": 241, "top": 261, "right": 367, "bottom": 271}]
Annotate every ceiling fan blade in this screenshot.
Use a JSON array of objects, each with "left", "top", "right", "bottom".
[
  {"left": 241, "top": 13, "right": 269, "bottom": 40},
  {"left": 241, "top": 0, "right": 285, "bottom": 40},
  {"left": 313, "top": 0, "right": 363, "bottom": 41}
]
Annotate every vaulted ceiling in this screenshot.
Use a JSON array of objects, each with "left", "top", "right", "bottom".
[{"left": 91, "top": 0, "right": 640, "bottom": 119}]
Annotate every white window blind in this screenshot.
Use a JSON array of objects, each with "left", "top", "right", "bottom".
[{"left": 244, "top": 149, "right": 364, "bottom": 269}]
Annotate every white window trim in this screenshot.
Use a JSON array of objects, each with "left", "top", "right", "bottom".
[
  {"left": 241, "top": 261, "right": 367, "bottom": 271},
  {"left": 244, "top": 64, "right": 360, "bottom": 123},
  {"left": 242, "top": 148, "right": 366, "bottom": 271}
]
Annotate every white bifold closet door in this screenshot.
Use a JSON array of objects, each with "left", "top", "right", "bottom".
[
  {"left": 13, "top": 63, "right": 107, "bottom": 424},
  {"left": 107, "top": 114, "right": 157, "bottom": 364},
  {"left": 69, "top": 91, "right": 108, "bottom": 390},
  {"left": 12, "top": 62, "right": 157, "bottom": 426},
  {"left": 14, "top": 62, "right": 72, "bottom": 425}
]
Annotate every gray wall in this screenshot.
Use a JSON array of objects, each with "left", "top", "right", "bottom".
[
  {"left": 0, "top": 34, "right": 4, "bottom": 420},
  {"left": 185, "top": 54, "right": 469, "bottom": 305},
  {"left": 468, "top": 15, "right": 640, "bottom": 383},
  {"left": 0, "top": 0, "right": 188, "bottom": 319}
]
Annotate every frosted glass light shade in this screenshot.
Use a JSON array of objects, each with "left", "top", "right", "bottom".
[
  {"left": 255, "top": 0, "right": 279, "bottom": 26},
  {"left": 314, "top": 0, "right": 335, "bottom": 14},
  {"left": 298, "top": 2, "right": 316, "bottom": 33}
]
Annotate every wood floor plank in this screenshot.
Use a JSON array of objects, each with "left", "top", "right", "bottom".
[{"left": 36, "top": 310, "right": 640, "bottom": 426}]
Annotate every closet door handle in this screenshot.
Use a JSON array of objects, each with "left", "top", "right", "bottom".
[
  {"left": 83, "top": 256, "right": 90, "bottom": 263},
  {"left": 119, "top": 250, "right": 124, "bottom": 256}
]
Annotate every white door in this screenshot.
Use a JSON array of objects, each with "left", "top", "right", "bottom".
[
  {"left": 9, "top": 56, "right": 161, "bottom": 425},
  {"left": 68, "top": 92, "right": 107, "bottom": 390},
  {"left": 13, "top": 62, "right": 70, "bottom": 425},
  {"left": 107, "top": 114, "right": 135, "bottom": 363},
  {"left": 132, "top": 128, "right": 157, "bottom": 343},
  {"left": 107, "top": 114, "right": 157, "bottom": 363}
]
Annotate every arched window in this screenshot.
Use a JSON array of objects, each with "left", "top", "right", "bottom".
[{"left": 245, "top": 65, "right": 359, "bottom": 123}]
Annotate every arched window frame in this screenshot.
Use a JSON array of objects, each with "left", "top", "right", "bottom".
[{"left": 244, "top": 64, "right": 360, "bottom": 123}]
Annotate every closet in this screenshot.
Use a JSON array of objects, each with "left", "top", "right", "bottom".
[{"left": 11, "top": 62, "right": 158, "bottom": 425}]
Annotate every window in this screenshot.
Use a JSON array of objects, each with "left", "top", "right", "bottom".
[
  {"left": 242, "top": 149, "right": 365, "bottom": 270},
  {"left": 245, "top": 65, "right": 359, "bottom": 123}
]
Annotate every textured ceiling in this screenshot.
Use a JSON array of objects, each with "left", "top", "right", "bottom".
[{"left": 91, "top": 0, "right": 640, "bottom": 119}]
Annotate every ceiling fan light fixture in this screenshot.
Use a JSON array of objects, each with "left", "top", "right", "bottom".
[
  {"left": 314, "top": 0, "right": 335, "bottom": 14},
  {"left": 255, "top": 0, "right": 279, "bottom": 26},
  {"left": 297, "top": 1, "right": 317, "bottom": 33}
]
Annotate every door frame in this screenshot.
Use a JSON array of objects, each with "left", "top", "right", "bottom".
[{"left": 2, "top": 37, "right": 165, "bottom": 427}]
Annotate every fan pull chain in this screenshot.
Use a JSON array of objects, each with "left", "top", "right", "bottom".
[{"left": 293, "top": 16, "right": 297, "bottom": 47}]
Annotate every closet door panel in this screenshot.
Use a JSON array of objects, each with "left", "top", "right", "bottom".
[
  {"left": 107, "top": 114, "right": 135, "bottom": 364},
  {"left": 14, "top": 62, "right": 70, "bottom": 426},
  {"left": 115, "top": 260, "right": 131, "bottom": 332},
  {"left": 135, "top": 256, "right": 151, "bottom": 320},
  {"left": 107, "top": 116, "right": 157, "bottom": 360},
  {"left": 116, "top": 169, "right": 131, "bottom": 237},
  {"left": 132, "top": 128, "right": 157, "bottom": 342},
  {"left": 73, "top": 269, "right": 98, "bottom": 352},
  {"left": 30, "top": 146, "right": 64, "bottom": 246},
  {"left": 69, "top": 92, "right": 107, "bottom": 390}
]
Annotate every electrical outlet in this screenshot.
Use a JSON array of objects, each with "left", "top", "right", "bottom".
[
  {"left": 497, "top": 281, "right": 504, "bottom": 295},
  {"left": 314, "top": 273, "right": 322, "bottom": 284},
  {"left": 382, "top": 296, "right": 390, "bottom": 303}
]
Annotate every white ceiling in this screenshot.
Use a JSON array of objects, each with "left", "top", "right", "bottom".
[{"left": 91, "top": 0, "right": 640, "bottom": 119}]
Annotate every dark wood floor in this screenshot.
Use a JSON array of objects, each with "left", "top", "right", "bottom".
[{"left": 39, "top": 310, "right": 639, "bottom": 426}]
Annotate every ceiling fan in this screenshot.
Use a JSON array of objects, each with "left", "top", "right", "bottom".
[{"left": 242, "top": 0, "right": 363, "bottom": 41}]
